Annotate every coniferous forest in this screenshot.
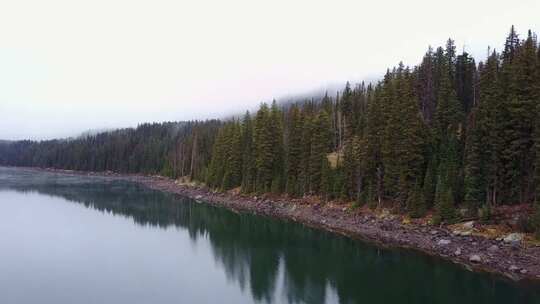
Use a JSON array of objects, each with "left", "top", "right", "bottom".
[{"left": 2, "top": 27, "right": 540, "bottom": 234}]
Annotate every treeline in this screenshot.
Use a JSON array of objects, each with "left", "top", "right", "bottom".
[
  {"left": 205, "top": 26, "right": 540, "bottom": 227},
  {"left": 0, "top": 120, "right": 221, "bottom": 181},
  {"left": 1, "top": 27, "right": 540, "bottom": 230}
]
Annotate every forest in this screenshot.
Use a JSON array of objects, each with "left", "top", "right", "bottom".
[{"left": 1, "top": 26, "right": 540, "bottom": 235}]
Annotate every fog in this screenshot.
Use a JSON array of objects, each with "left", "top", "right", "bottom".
[{"left": 0, "top": 0, "right": 539, "bottom": 140}]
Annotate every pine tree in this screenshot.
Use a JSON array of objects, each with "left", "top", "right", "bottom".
[
  {"left": 222, "top": 121, "right": 243, "bottom": 190},
  {"left": 434, "top": 150, "right": 458, "bottom": 223},
  {"left": 320, "top": 157, "right": 333, "bottom": 202},
  {"left": 342, "top": 138, "right": 358, "bottom": 199},
  {"left": 398, "top": 67, "right": 426, "bottom": 201},
  {"left": 254, "top": 103, "right": 273, "bottom": 193},
  {"left": 298, "top": 107, "right": 315, "bottom": 194},
  {"left": 380, "top": 65, "right": 426, "bottom": 209},
  {"left": 423, "top": 157, "right": 437, "bottom": 209},
  {"left": 463, "top": 111, "right": 485, "bottom": 214},
  {"left": 285, "top": 105, "right": 303, "bottom": 196},
  {"left": 435, "top": 61, "right": 463, "bottom": 144},
  {"left": 364, "top": 84, "right": 384, "bottom": 205},
  {"left": 207, "top": 126, "right": 229, "bottom": 188},
  {"left": 455, "top": 51, "right": 476, "bottom": 114},
  {"left": 241, "top": 112, "right": 256, "bottom": 193},
  {"left": 418, "top": 47, "right": 436, "bottom": 124},
  {"left": 435, "top": 188, "right": 456, "bottom": 223},
  {"left": 408, "top": 182, "right": 426, "bottom": 218},
  {"left": 381, "top": 68, "right": 401, "bottom": 196},
  {"left": 478, "top": 50, "right": 504, "bottom": 206},
  {"left": 269, "top": 100, "right": 285, "bottom": 193},
  {"left": 340, "top": 82, "right": 354, "bottom": 139},
  {"left": 502, "top": 29, "right": 538, "bottom": 203},
  {"left": 309, "top": 110, "right": 332, "bottom": 193}
]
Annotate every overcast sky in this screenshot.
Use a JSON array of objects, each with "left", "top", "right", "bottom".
[{"left": 0, "top": 0, "right": 539, "bottom": 140}]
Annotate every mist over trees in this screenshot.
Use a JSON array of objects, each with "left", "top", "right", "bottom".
[{"left": 1, "top": 27, "right": 540, "bottom": 233}]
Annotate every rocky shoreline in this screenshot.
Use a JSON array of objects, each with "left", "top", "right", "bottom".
[{"left": 29, "top": 167, "right": 540, "bottom": 284}]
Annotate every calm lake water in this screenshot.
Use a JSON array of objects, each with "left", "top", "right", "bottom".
[{"left": 0, "top": 167, "right": 539, "bottom": 304}]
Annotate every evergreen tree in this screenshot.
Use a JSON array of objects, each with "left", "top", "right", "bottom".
[
  {"left": 269, "top": 100, "right": 285, "bottom": 193},
  {"left": 320, "top": 158, "right": 333, "bottom": 201},
  {"left": 434, "top": 144, "right": 458, "bottom": 223},
  {"left": 435, "top": 188, "right": 457, "bottom": 223},
  {"left": 222, "top": 121, "right": 243, "bottom": 190},
  {"left": 207, "top": 125, "right": 229, "bottom": 188},
  {"left": 309, "top": 110, "right": 332, "bottom": 193},
  {"left": 463, "top": 111, "right": 485, "bottom": 214},
  {"left": 455, "top": 51, "right": 476, "bottom": 114},
  {"left": 417, "top": 47, "right": 436, "bottom": 124},
  {"left": 478, "top": 50, "right": 504, "bottom": 206},
  {"left": 435, "top": 61, "right": 463, "bottom": 144},
  {"left": 241, "top": 112, "right": 256, "bottom": 193},
  {"left": 285, "top": 105, "right": 303, "bottom": 196},
  {"left": 254, "top": 103, "right": 273, "bottom": 193},
  {"left": 502, "top": 30, "right": 538, "bottom": 203},
  {"left": 408, "top": 182, "right": 426, "bottom": 218},
  {"left": 423, "top": 157, "right": 437, "bottom": 209}
]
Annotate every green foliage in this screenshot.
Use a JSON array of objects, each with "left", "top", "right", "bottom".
[
  {"left": 309, "top": 110, "right": 332, "bottom": 193},
  {"left": 286, "top": 105, "right": 303, "bottom": 197},
  {"left": 366, "top": 185, "right": 377, "bottom": 210},
  {"left": 463, "top": 113, "right": 485, "bottom": 215},
  {"left": 423, "top": 158, "right": 437, "bottom": 209},
  {"left": 408, "top": 183, "right": 426, "bottom": 218},
  {"left": 254, "top": 103, "right": 273, "bottom": 192},
  {"left": 478, "top": 204, "right": 491, "bottom": 223},
  {"left": 241, "top": 112, "right": 256, "bottom": 193},
  {"left": 320, "top": 158, "right": 333, "bottom": 202},
  {"left": 160, "top": 160, "right": 174, "bottom": 178},
  {"left": 436, "top": 188, "right": 456, "bottom": 223}
]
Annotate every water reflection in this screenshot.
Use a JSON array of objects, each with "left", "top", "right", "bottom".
[{"left": 1, "top": 167, "right": 539, "bottom": 304}]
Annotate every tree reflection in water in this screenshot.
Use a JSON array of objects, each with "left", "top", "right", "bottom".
[{"left": 1, "top": 168, "right": 539, "bottom": 304}]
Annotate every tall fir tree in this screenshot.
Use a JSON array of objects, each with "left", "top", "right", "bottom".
[
  {"left": 285, "top": 105, "right": 304, "bottom": 196},
  {"left": 241, "top": 112, "right": 256, "bottom": 193},
  {"left": 309, "top": 110, "right": 332, "bottom": 193},
  {"left": 254, "top": 103, "right": 273, "bottom": 193}
]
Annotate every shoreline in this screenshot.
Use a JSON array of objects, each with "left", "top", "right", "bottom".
[{"left": 16, "top": 166, "right": 540, "bottom": 284}]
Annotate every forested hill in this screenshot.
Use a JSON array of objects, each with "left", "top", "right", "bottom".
[
  {"left": 2, "top": 27, "right": 540, "bottom": 234},
  {"left": 0, "top": 121, "right": 222, "bottom": 179}
]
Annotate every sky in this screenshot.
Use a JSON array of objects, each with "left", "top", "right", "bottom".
[{"left": 0, "top": 0, "right": 539, "bottom": 140}]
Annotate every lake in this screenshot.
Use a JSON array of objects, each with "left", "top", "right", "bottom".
[{"left": 0, "top": 167, "right": 539, "bottom": 304}]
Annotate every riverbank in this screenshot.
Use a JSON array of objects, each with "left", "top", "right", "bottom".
[{"left": 27, "top": 167, "right": 540, "bottom": 283}]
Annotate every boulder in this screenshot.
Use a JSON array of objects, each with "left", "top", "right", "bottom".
[
  {"left": 509, "top": 265, "right": 519, "bottom": 272},
  {"left": 487, "top": 245, "right": 499, "bottom": 252},
  {"left": 452, "top": 221, "right": 475, "bottom": 236},
  {"left": 502, "top": 233, "right": 523, "bottom": 244},
  {"left": 462, "top": 221, "right": 475, "bottom": 229},
  {"left": 454, "top": 248, "right": 462, "bottom": 256},
  {"left": 469, "top": 255, "right": 482, "bottom": 263},
  {"left": 437, "top": 239, "right": 451, "bottom": 246}
]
